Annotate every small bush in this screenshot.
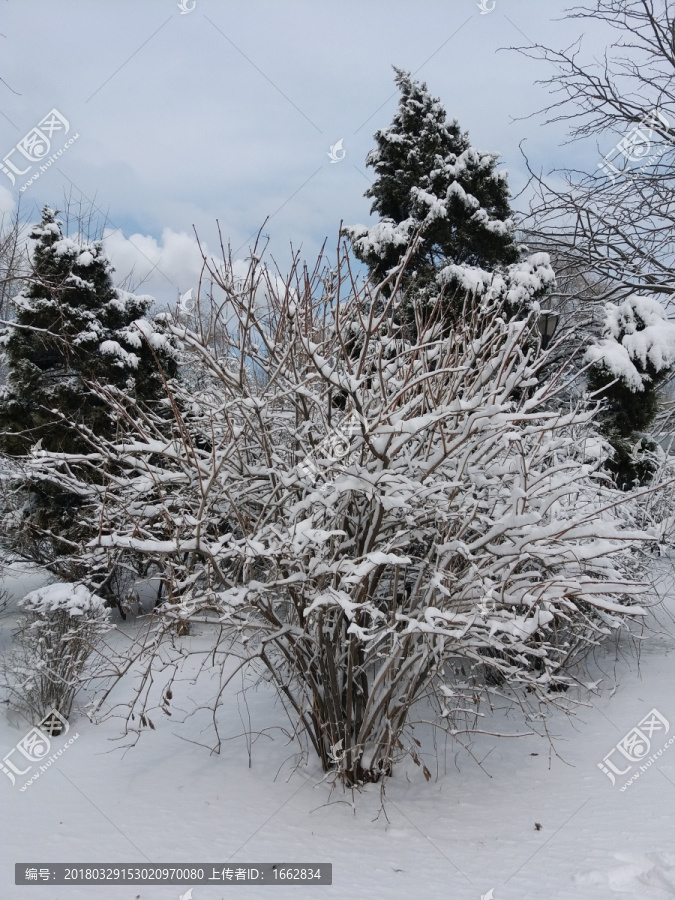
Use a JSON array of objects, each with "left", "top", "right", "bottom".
[{"left": 5, "top": 582, "right": 111, "bottom": 722}]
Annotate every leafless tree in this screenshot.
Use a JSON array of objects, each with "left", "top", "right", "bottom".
[
  {"left": 513, "top": 1, "right": 675, "bottom": 307},
  {"left": 0, "top": 206, "right": 28, "bottom": 324}
]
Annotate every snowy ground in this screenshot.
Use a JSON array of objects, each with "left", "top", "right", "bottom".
[{"left": 1, "top": 559, "right": 675, "bottom": 900}]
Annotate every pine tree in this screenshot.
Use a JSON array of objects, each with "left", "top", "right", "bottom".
[
  {"left": 0, "top": 206, "right": 178, "bottom": 566},
  {"left": 585, "top": 294, "right": 675, "bottom": 488},
  {"left": 343, "top": 66, "right": 555, "bottom": 388},
  {"left": 345, "top": 68, "right": 521, "bottom": 314}
]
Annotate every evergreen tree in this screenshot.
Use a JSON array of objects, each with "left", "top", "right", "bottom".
[
  {"left": 344, "top": 67, "right": 555, "bottom": 366},
  {"left": 585, "top": 294, "right": 675, "bottom": 488},
  {"left": 345, "top": 69, "right": 519, "bottom": 301},
  {"left": 0, "top": 206, "right": 178, "bottom": 568}
]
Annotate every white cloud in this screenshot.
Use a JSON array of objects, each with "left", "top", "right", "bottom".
[
  {"left": 102, "top": 226, "right": 277, "bottom": 313},
  {"left": 0, "top": 186, "right": 16, "bottom": 217},
  {"left": 103, "top": 227, "right": 210, "bottom": 305}
]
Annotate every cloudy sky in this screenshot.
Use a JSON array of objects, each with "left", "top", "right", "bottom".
[{"left": 0, "top": 0, "right": 609, "bottom": 307}]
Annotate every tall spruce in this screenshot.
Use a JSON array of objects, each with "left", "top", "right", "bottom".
[
  {"left": 0, "top": 206, "right": 178, "bottom": 568},
  {"left": 345, "top": 68, "right": 520, "bottom": 316}
]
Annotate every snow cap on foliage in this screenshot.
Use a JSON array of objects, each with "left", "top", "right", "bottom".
[
  {"left": 439, "top": 252, "right": 555, "bottom": 308},
  {"left": 347, "top": 219, "right": 415, "bottom": 261},
  {"left": 20, "top": 582, "right": 109, "bottom": 619},
  {"left": 28, "top": 206, "right": 62, "bottom": 240},
  {"left": 584, "top": 294, "right": 675, "bottom": 391}
]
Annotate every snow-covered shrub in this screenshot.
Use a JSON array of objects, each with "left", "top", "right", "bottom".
[
  {"left": 584, "top": 294, "right": 675, "bottom": 487},
  {"left": 22, "top": 247, "right": 653, "bottom": 785},
  {"left": 4, "top": 582, "right": 111, "bottom": 721},
  {"left": 620, "top": 445, "right": 675, "bottom": 551}
]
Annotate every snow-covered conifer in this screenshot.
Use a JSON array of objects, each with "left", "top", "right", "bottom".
[
  {"left": 585, "top": 294, "right": 675, "bottom": 487},
  {"left": 0, "top": 206, "right": 177, "bottom": 455},
  {"left": 0, "top": 206, "right": 179, "bottom": 576},
  {"left": 345, "top": 69, "right": 553, "bottom": 332}
]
